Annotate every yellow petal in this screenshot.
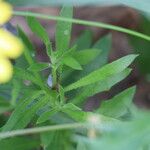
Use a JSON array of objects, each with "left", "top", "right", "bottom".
[
  {"left": 0, "top": 57, "right": 13, "bottom": 84},
  {"left": 0, "top": 1, "right": 12, "bottom": 25},
  {"left": 0, "top": 29, "right": 24, "bottom": 59}
]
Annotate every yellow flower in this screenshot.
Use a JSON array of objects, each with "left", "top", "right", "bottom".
[
  {"left": 0, "top": 57, "right": 13, "bottom": 84},
  {"left": 0, "top": 29, "right": 24, "bottom": 59},
  {"left": 0, "top": 1, "right": 12, "bottom": 25}
]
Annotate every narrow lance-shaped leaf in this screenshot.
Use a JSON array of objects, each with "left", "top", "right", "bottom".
[
  {"left": 65, "top": 54, "right": 138, "bottom": 92},
  {"left": 0, "top": 98, "right": 12, "bottom": 114},
  {"left": 11, "top": 78, "right": 21, "bottom": 106},
  {"left": 62, "top": 103, "right": 87, "bottom": 122},
  {"left": 55, "top": 6, "right": 73, "bottom": 51},
  {"left": 2, "top": 90, "right": 45, "bottom": 131},
  {"left": 17, "top": 26, "right": 35, "bottom": 65},
  {"left": 63, "top": 56, "right": 82, "bottom": 70},
  {"left": 72, "top": 49, "right": 101, "bottom": 65},
  {"left": 14, "top": 67, "right": 41, "bottom": 87},
  {"left": 27, "top": 17, "right": 52, "bottom": 58},
  {"left": 74, "top": 30, "right": 92, "bottom": 50},
  {"left": 0, "top": 137, "right": 40, "bottom": 150},
  {"left": 62, "top": 34, "right": 112, "bottom": 86},
  {"left": 13, "top": 96, "right": 49, "bottom": 129},
  {"left": 72, "top": 68, "right": 132, "bottom": 105},
  {"left": 27, "top": 62, "right": 50, "bottom": 72},
  {"left": 97, "top": 86, "right": 136, "bottom": 118},
  {"left": 62, "top": 103, "right": 119, "bottom": 123},
  {"left": 37, "top": 107, "right": 59, "bottom": 124}
]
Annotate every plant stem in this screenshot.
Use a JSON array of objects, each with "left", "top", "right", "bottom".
[
  {"left": 0, "top": 123, "right": 84, "bottom": 140},
  {"left": 13, "top": 10, "right": 150, "bottom": 42}
]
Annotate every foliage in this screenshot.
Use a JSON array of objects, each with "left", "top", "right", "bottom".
[{"left": 0, "top": 6, "right": 150, "bottom": 150}]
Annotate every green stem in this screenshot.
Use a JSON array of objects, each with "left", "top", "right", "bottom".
[
  {"left": 0, "top": 123, "right": 84, "bottom": 140},
  {"left": 13, "top": 10, "right": 150, "bottom": 42}
]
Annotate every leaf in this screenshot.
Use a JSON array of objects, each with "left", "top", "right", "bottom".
[
  {"left": 62, "top": 34, "right": 112, "bottom": 86},
  {"left": 37, "top": 107, "right": 59, "bottom": 124},
  {"left": 62, "top": 103, "right": 119, "bottom": 124},
  {"left": 74, "top": 30, "right": 92, "bottom": 50},
  {"left": 14, "top": 67, "right": 40, "bottom": 86},
  {"left": 14, "top": 96, "right": 49, "bottom": 129},
  {"left": 2, "top": 90, "right": 45, "bottom": 131},
  {"left": 17, "top": 26, "right": 35, "bottom": 65},
  {"left": 72, "top": 68, "right": 132, "bottom": 105},
  {"left": 73, "top": 49, "right": 101, "bottom": 65},
  {"left": 65, "top": 54, "right": 138, "bottom": 92},
  {"left": 97, "top": 86, "right": 136, "bottom": 118},
  {"left": 28, "top": 62, "right": 50, "bottom": 72},
  {"left": 11, "top": 78, "right": 21, "bottom": 106},
  {"left": 63, "top": 56, "right": 82, "bottom": 70},
  {"left": 41, "top": 130, "right": 71, "bottom": 150},
  {"left": 27, "top": 17, "right": 52, "bottom": 57},
  {"left": 129, "top": 16, "right": 150, "bottom": 74},
  {"left": 55, "top": 6, "right": 73, "bottom": 51},
  {"left": 17, "top": 26, "right": 34, "bottom": 52},
  {"left": 54, "top": 45, "right": 77, "bottom": 66},
  {"left": 0, "top": 137, "right": 40, "bottom": 150},
  {"left": 0, "top": 99, "right": 12, "bottom": 114},
  {"left": 62, "top": 103, "right": 87, "bottom": 122}
]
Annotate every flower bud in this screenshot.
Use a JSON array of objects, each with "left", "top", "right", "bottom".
[
  {"left": 0, "top": 57, "right": 13, "bottom": 83},
  {"left": 0, "top": 29, "right": 24, "bottom": 59},
  {"left": 0, "top": 1, "right": 12, "bottom": 25}
]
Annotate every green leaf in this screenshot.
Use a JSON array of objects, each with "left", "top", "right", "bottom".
[
  {"left": 63, "top": 56, "right": 82, "bottom": 70},
  {"left": 72, "top": 68, "right": 132, "bottom": 105},
  {"left": 41, "top": 130, "right": 71, "bottom": 150},
  {"left": 54, "top": 45, "right": 77, "bottom": 66},
  {"left": 37, "top": 107, "right": 59, "bottom": 124},
  {"left": 17, "top": 26, "right": 34, "bottom": 52},
  {"left": 55, "top": 6, "right": 73, "bottom": 51},
  {"left": 62, "top": 103, "right": 87, "bottom": 122},
  {"left": 11, "top": 78, "right": 21, "bottom": 106},
  {"left": 27, "top": 17, "right": 52, "bottom": 57},
  {"left": 14, "top": 67, "right": 40, "bottom": 86},
  {"left": 74, "top": 30, "right": 92, "bottom": 50},
  {"left": 28, "top": 62, "right": 50, "bottom": 72},
  {"left": 73, "top": 49, "right": 101, "bottom": 65},
  {"left": 17, "top": 26, "right": 35, "bottom": 65},
  {"left": 13, "top": 96, "right": 49, "bottom": 129},
  {"left": 2, "top": 90, "right": 45, "bottom": 131},
  {"left": 0, "top": 99, "right": 12, "bottom": 114},
  {"left": 62, "top": 104, "right": 119, "bottom": 123},
  {"left": 97, "top": 86, "right": 136, "bottom": 118},
  {"left": 65, "top": 54, "right": 138, "bottom": 92},
  {"left": 129, "top": 16, "right": 150, "bottom": 74},
  {"left": 62, "top": 34, "right": 112, "bottom": 87},
  {"left": 0, "top": 137, "right": 40, "bottom": 150}
]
